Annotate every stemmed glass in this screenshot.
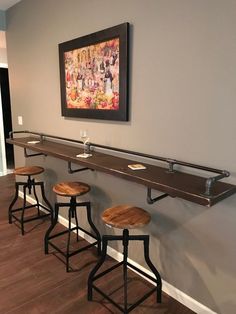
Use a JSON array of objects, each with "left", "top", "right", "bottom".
[{"left": 79, "top": 130, "right": 91, "bottom": 157}]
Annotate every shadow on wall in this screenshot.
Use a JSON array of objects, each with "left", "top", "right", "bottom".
[
  {"left": 42, "top": 167, "right": 58, "bottom": 206},
  {"left": 89, "top": 184, "right": 113, "bottom": 236},
  {"left": 149, "top": 198, "right": 221, "bottom": 313},
  {"left": 221, "top": 301, "right": 236, "bottom": 314}
]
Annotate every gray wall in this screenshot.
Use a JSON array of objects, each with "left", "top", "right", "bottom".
[
  {"left": 0, "top": 10, "right": 6, "bottom": 30},
  {"left": 6, "top": 1, "right": 236, "bottom": 313}
]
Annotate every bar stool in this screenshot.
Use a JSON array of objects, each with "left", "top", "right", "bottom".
[
  {"left": 88, "top": 205, "right": 162, "bottom": 313},
  {"left": 44, "top": 181, "right": 101, "bottom": 272},
  {"left": 8, "top": 166, "right": 53, "bottom": 235}
]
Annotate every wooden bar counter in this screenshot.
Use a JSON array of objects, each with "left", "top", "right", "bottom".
[{"left": 7, "top": 135, "right": 236, "bottom": 207}]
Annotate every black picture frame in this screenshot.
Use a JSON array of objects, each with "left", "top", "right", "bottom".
[{"left": 59, "top": 22, "right": 129, "bottom": 121}]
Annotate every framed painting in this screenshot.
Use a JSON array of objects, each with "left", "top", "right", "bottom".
[{"left": 59, "top": 22, "right": 129, "bottom": 121}]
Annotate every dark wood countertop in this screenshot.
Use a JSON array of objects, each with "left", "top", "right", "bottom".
[{"left": 7, "top": 136, "right": 236, "bottom": 207}]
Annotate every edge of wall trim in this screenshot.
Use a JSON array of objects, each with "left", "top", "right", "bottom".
[
  {"left": 0, "top": 83, "right": 7, "bottom": 176},
  {"left": 19, "top": 192, "right": 217, "bottom": 314}
]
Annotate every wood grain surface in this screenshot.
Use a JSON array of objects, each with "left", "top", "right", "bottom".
[
  {"left": 7, "top": 136, "right": 236, "bottom": 206},
  {"left": 14, "top": 166, "right": 44, "bottom": 176},
  {"left": 53, "top": 181, "right": 90, "bottom": 197},
  {"left": 102, "top": 205, "right": 151, "bottom": 229}
]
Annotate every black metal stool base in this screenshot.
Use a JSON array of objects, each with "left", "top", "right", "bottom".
[
  {"left": 88, "top": 229, "right": 162, "bottom": 313},
  {"left": 8, "top": 177, "right": 53, "bottom": 235},
  {"left": 44, "top": 198, "right": 101, "bottom": 272}
]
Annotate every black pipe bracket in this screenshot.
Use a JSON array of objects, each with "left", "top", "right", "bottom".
[
  {"left": 68, "top": 161, "right": 94, "bottom": 174},
  {"left": 24, "top": 148, "right": 46, "bottom": 158},
  {"left": 147, "top": 187, "right": 169, "bottom": 204}
]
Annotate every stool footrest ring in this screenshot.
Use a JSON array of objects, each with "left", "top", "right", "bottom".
[
  {"left": 91, "top": 283, "right": 157, "bottom": 313},
  {"left": 88, "top": 229, "right": 162, "bottom": 312},
  {"left": 44, "top": 200, "right": 101, "bottom": 272}
]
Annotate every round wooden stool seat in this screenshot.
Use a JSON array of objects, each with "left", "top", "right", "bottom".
[
  {"left": 53, "top": 182, "right": 90, "bottom": 197},
  {"left": 102, "top": 205, "right": 151, "bottom": 229},
  {"left": 14, "top": 166, "right": 44, "bottom": 176}
]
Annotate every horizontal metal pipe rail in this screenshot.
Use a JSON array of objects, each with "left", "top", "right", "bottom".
[{"left": 9, "top": 130, "right": 230, "bottom": 196}]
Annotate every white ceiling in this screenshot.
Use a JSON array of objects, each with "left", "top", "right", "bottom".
[{"left": 0, "top": 0, "right": 21, "bottom": 10}]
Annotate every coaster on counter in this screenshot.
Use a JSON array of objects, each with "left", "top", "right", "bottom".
[
  {"left": 27, "top": 141, "right": 40, "bottom": 144},
  {"left": 76, "top": 153, "right": 92, "bottom": 158},
  {"left": 128, "top": 164, "right": 146, "bottom": 170}
]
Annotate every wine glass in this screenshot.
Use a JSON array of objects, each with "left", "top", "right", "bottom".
[{"left": 80, "top": 130, "right": 89, "bottom": 157}]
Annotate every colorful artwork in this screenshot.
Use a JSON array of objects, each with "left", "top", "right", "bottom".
[
  {"left": 64, "top": 38, "right": 119, "bottom": 110},
  {"left": 59, "top": 23, "right": 129, "bottom": 121}
]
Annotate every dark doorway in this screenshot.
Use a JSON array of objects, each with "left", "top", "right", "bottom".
[{"left": 0, "top": 68, "right": 14, "bottom": 169}]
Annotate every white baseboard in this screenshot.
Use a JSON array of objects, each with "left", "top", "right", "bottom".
[{"left": 19, "top": 192, "right": 217, "bottom": 314}]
